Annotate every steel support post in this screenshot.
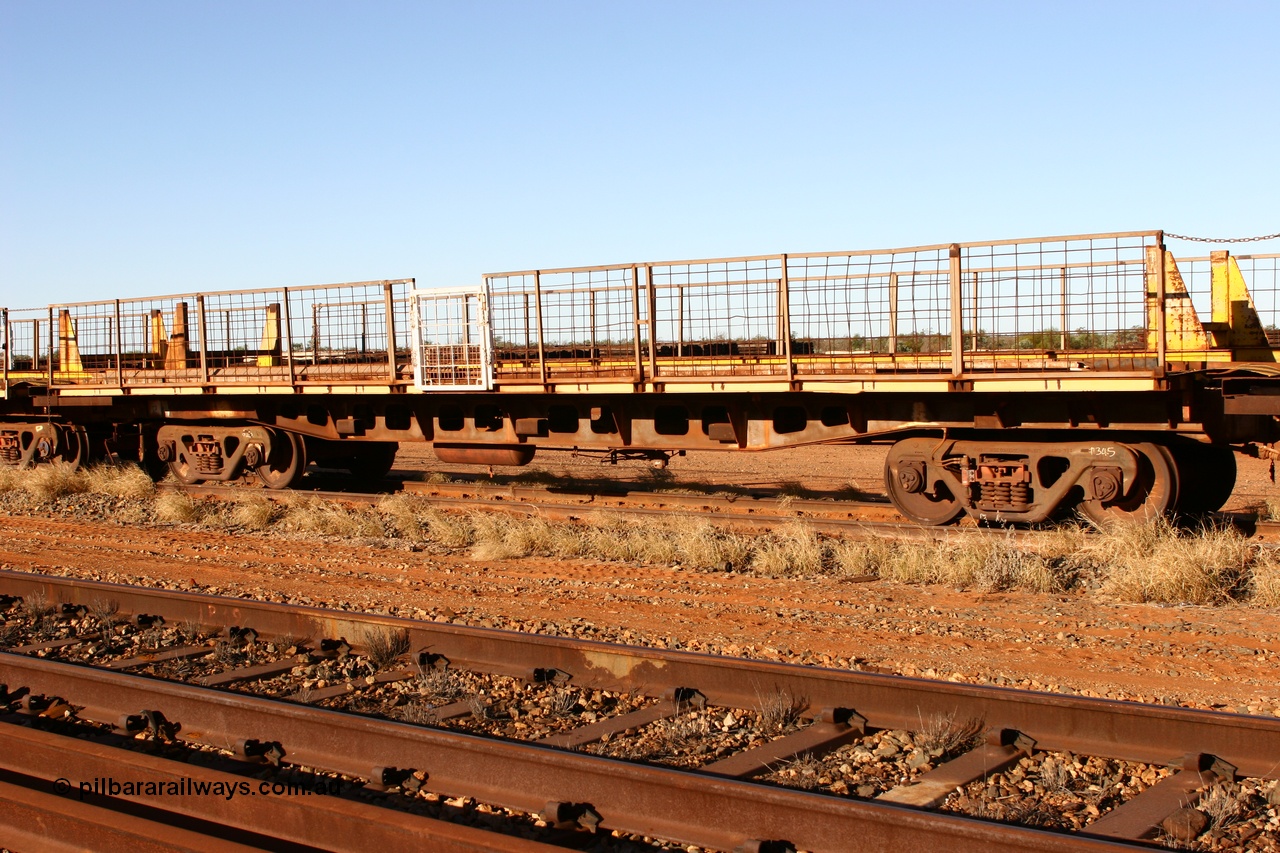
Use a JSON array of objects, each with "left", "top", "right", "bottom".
[
  {"left": 196, "top": 295, "right": 209, "bottom": 384},
  {"left": 949, "top": 244, "right": 964, "bottom": 376},
  {"left": 780, "top": 254, "right": 794, "bottom": 380},
  {"left": 384, "top": 281, "right": 398, "bottom": 382},
  {"left": 280, "top": 288, "right": 295, "bottom": 383},
  {"left": 1155, "top": 232, "right": 1167, "bottom": 370},
  {"left": 533, "top": 271, "right": 547, "bottom": 386},
  {"left": 114, "top": 300, "right": 124, "bottom": 388}
]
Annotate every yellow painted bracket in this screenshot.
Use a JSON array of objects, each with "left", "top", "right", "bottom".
[
  {"left": 1210, "top": 250, "right": 1275, "bottom": 360},
  {"left": 57, "top": 310, "right": 83, "bottom": 373}
]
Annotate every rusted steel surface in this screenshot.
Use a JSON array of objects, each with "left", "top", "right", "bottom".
[
  {"left": 878, "top": 742, "right": 1026, "bottom": 809},
  {"left": 702, "top": 720, "right": 861, "bottom": 779},
  {"left": 3, "top": 569, "right": 1278, "bottom": 781},
  {"left": 0, "top": 775, "right": 262, "bottom": 853},
  {"left": 1084, "top": 754, "right": 1233, "bottom": 840},
  {"left": 0, "top": 720, "right": 556, "bottom": 853},
  {"left": 0, "top": 652, "right": 1145, "bottom": 853},
  {"left": 432, "top": 443, "right": 538, "bottom": 466}
]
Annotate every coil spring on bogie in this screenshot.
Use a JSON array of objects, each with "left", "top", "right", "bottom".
[
  {"left": 979, "top": 480, "right": 1032, "bottom": 509},
  {"left": 0, "top": 443, "right": 19, "bottom": 464},
  {"left": 192, "top": 440, "right": 223, "bottom": 475}
]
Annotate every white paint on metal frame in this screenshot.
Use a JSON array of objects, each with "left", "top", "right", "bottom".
[{"left": 409, "top": 287, "right": 493, "bottom": 391}]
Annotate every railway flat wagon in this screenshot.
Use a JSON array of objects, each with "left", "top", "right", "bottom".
[{"left": 4, "top": 229, "right": 1279, "bottom": 525}]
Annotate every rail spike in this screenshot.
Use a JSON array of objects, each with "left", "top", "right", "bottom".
[
  {"left": 735, "top": 840, "right": 797, "bottom": 853},
  {"left": 541, "top": 801, "right": 602, "bottom": 832},
  {"left": 237, "top": 738, "right": 286, "bottom": 767}
]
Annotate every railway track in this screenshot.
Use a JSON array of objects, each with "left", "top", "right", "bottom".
[
  {"left": 160, "top": 473, "right": 1280, "bottom": 542},
  {"left": 1, "top": 571, "right": 1277, "bottom": 851}
]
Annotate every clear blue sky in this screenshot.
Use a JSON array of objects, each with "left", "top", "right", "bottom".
[{"left": 2, "top": 1, "right": 1277, "bottom": 306}]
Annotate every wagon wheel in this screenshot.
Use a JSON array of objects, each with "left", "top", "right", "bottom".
[
  {"left": 884, "top": 440, "right": 965, "bottom": 526},
  {"left": 256, "top": 430, "right": 307, "bottom": 489},
  {"left": 1168, "top": 442, "right": 1235, "bottom": 515},
  {"left": 56, "top": 426, "right": 88, "bottom": 469},
  {"left": 344, "top": 442, "right": 398, "bottom": 485},
  {"left": 1079, "top": 442, "right": 1179, "bottom": 525}
]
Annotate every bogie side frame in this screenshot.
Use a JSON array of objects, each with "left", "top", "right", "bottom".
[{"left": 4, "top": 229, "right": 1280, "bottom": 523}]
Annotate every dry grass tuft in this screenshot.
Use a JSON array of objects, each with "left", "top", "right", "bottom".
[
  {"left": 755, "top": 687, "right": 806, "bottom": 733},
  {"left": 228, "top": 494, "right": 275, "bottom": 530},
  {"left": 646, "top": 714, "right": 710, "bottom": 760},
  {"left": 1199, "top": 782, "right": 1243, "bottom": 831},
  {"left": 915, "top": 711, "right": 985, "bottom": 759},
  {"left": 416, "top": 666, "right": 465, "bottom": 702},
  {"left": 750, "top": 521, "right": 825, "bottom": 577},
  {"left": 1038, "top": 757, "right": 1073, "bottom": 794},
  {"left": 775, "top": 752, "right": 825, "bottom": 789},
  {"left": 396, "top": 699, "right": 438, "bottom": 725},
  {"left": 21, "top": 463, "right": 88, "bottom": 500},
  {"left": 1087, "top": 519, "right": 1251, "bottom": 605},
  {"left": 155, "top": 491, "right": 201, "bottom": 523},
  {"left": 361, "top": 626, "right": 410, "bottom": 670},
  {"left": 88, "top": 598, "right": 120, "bottom": 632},
  {"left": 667, "top": 516, "right": 752, "bottom": 571},
  {"left": 0, "top": 466, "right": 23, "bottom": 493},
  {"left": 378, "top": 494, "right": 427, "bottom": 541},
  {"left": 421, "top": 508, "right": 473, "bottom": 548},
  {"left": 281, "top": 495, "right": 383, "bottom": 538},
  {"left": 1251, "top": 549, "right": 1280, "bottom": 607},
  {"left": 82, "top": 463, "right": 155, "bottom": 499},
  {"left": 1263, "top": 498, "right": 1280, "bottom": 522},
  {"left": 22, "top": 590, "right": 54, "bottom": 626},
  {"left": 829, "top": 536, "right": 896, "bottom": 578}
]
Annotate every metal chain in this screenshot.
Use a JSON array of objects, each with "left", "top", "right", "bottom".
[{"left": 1165, "top": 231, "right": 1280, "bottom": 243}]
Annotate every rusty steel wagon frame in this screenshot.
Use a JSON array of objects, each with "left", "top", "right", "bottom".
[
  {"left": 3, "top": 229, "right": 1280, "bottom": 524},
  {"left": 4, "top": 231, "right": 1277, "bottom": 401},
  {"left": 2, "top": 279, "right": 415, "bottom": 395}
]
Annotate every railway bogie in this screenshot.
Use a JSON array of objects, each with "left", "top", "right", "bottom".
[
  {"left": 883, "top": 434, "right": 1200, "bottom": 525},
  {"left": 3, "top": 229, "right": 1278, "bottom": 523}
]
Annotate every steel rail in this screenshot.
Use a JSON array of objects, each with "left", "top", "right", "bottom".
[
  {"left": 2, "top": 571, "right": 1278, "bottom": 781},
  {"left": 0, "top": 774, "right": 263, "bottom": 853},
  {"left": 0, "top": 652, "right": 1142, "bottom": 853},
  {"left": 0, "top": 720, "right": 556, "bottom": 853},
  {"left": 162, "top": 479, "right": 919, "bottom": 537}
]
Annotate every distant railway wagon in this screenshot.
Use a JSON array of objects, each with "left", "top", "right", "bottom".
[{"left": 3, "top": 229, "right": 1280, "bottom": 525}]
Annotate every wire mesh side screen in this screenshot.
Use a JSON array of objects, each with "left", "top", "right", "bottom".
[
  {"left": 1234, "top": 254, "right": 1280, "bottom": 342},
  {"left": 282, "top": 281, "right": 406, "bottom": 383},
  {"left": 0, "top": 308, "right": 9, "bottom": 395},
  {"left": 1180, "top": 253, "right": 1280, "bottom": 347},
  {"left": 43, "top": 296, "right": 202, "bottom": 388},
  {"left": 32, "top": 280, "right": 410, "bottom": 389},
  {"left": 411, "top": 288, "right": 491, "bottom": 390},
  {"left": 486, "top": 266, "right": 642, "bottom": 381},
  {"left": 786, "top": 249, "right": 951, "bottom": 375},
  {"left": 648, "top": 257, "right": 787, "bottom": 377},
  {"left": 958, "top": 234, "right": 1157, "bottom": 371},
  {"left": 6, "top": 309, "right": 51, "bottom": 380}
]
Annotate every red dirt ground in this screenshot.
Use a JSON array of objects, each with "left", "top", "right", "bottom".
[{"left": 2, "top": 443, "right": 1278, "bottom": 717}]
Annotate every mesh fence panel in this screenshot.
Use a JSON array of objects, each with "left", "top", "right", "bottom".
[
  {"left": 413, "top": 289, "right": 489, "bottom": 388},
  {"left": 6, "top": 308, "right": 51, "bottom": 379},
  {"left": 959, "top": 235, "right": 1153, "bottom": 370},
  {"left": 21, "top": 280, "right": 410, "bottom": 388},
  {"left": 648, "top": 256, "right": 785, "bottom": 377},
  {"left": 486, "top": 266, "right": 639, "bottom": 380},
  {"left": 786, "top": 247, "right": 951, "bottom": 375}
]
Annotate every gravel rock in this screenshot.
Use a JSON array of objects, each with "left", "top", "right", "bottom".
[{"left": 1161, "top": 807, "right": 1208, "bottom": 842}]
